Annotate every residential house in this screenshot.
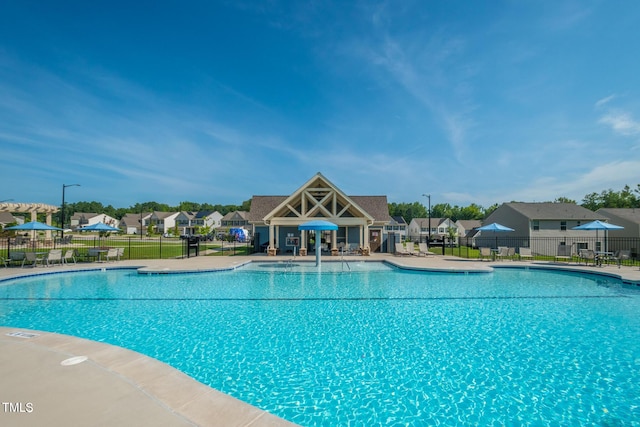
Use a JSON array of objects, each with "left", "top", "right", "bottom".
[
  {"left": 480, "top": 202, "right": 605, "bottom": 255},
  {"left": 174, "top": 212, "right": 197, "bottom": 236},
  {"left": 248, "top": 172, "right": 391, "bottom": 254},
  {"left": 120, "top": 213, "right": 152, "bottom": 235},
  {"left": 194, "top": 211, "right": 223, "bottom": 230},
  {"left": 148, "top": 211, "right": 180, "bottom": 235},
  {"left": 71, "top": 213, "right": 119, "bottom": 230},
  {"left": 384, "top": 216, "right": 408, "bottom": 241},
  {"left": 221, "top": 211, "right": 250, "bottom": 228},
  {"left": 456, "top": 220, "right": 482, "bottom": 237},
  {"left": 595, "top": 208, "right": 640, "bottom": 256},
  {"left": 408, "top": 217, "right": 458, "bottom": 242}
]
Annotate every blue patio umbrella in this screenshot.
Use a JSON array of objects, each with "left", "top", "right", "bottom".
[
  {"left": 477, "top": 222, "right": 515, "bottom": 232},
  {"left": 572, "top": 220, "right": 623, "bottom": 252},
  {"left": 79, "top": 222, "right": 120, "bottom": 232},
  {"left": 5, "top": 221, "right": 63, "bottom": 251},
  {"left": 298, "top": 220, "right": 338, "bottom": 267},
  {"left": 6, "top": 221, "right": 63, "bottom": 231},
  {"left": 477, "top": 222, "right": 514, "bottom": 248}
]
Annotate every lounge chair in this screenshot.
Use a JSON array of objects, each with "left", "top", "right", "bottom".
[
  {"left": 495, "top": 246, "right": 510, "bottom": 261},
  {"left": 555, "top": 245, "right": 572, "bottom": 263},
  {"left": 395, "top": 243, "right": 410, "bottom": 256},
  {"left": 45, "top": 249, "right": 63, "bottom": 267},
  {"left": 478, "top": 247, "right": 492, "bottom": 261},
  {"left": 63, "top": 249, "right": 77, "bottom": 265},
  {"left": 518, "top": 247, "right": 534, "bottom": 261},
  {"left": 417, "top": 243, "right": 435, "bottom": 256},
  {"left": 405, "top": 242, "right": 418, "bottom": 256},
  {"left": 22, "top": 252, "right": 45, "bottom": 268}
]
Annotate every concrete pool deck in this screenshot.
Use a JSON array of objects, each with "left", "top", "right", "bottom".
[{"left": 1, "top": 253, "right": 639, "bottom": 426}]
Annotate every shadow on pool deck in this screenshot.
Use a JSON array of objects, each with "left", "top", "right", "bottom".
[{"left": 1, "top": 253, "right": 639, "bottom": 426}]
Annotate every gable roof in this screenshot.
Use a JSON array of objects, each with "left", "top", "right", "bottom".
[
  {"left": 457, "top": 219, "right": 482, "bottom": 229},
  {"left": 261, "top": 173, "right": 374, "bottom": 222},
  {"left": 222, "top": 211, "right": 249, "bottom": 221},
  {"left": 596, "top": 208, "right": 640, "bottom": 225},
  {"left": 389, "top": 216, "right": 407, "bottom": 225},
  {"left": 502, "top": 202, "right": 602, "bottom": 220}
]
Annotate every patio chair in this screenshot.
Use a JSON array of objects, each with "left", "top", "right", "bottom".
[
  {"left": 22, "top": 252, "right": 45, "bottom": 268},
  {"left": 0, "top": 256, "right": 7, "bottom": 268},
  {"left": 612, "top": 250, "right": 631, "bottom": 268},
  {"left": 478, "top": 247, "right": 492, "bottom": 261},
  {"left": 417, "top": 243, "right": 435, "bottom": 256},
  {"left": 578, "top": 249, "right": 596, "bottom": 266},
  {"left": 395, "top": 243, "right": 410, "bottom": 256},
  {"left": 9, "top": 251, "right": 25, "bottom": 267},
  {"left": 105, "top": 248, "right": 119, "bottom": 262},
  {"left": 45, "top": 249, "right": 63, "bottom": 267},
  {"left": 405, "top": 242, "right": 418, "bottom": 256},
  {"left": 116, "top": 247, "right": 125, "bottom": 261},
  {"left": 87, "top": 248, "right": 101, "bottom": 262},
  {"left": 63, "top": 249, "right": 77, "bottom": 265},
  {"left": 518, "top": 247, "right": 534, "bottom": 261},
  {"left": 555, "top": 245, "right": 572, "bottom": 263}
]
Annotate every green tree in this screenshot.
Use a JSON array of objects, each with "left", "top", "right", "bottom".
[{"left": 388, "top": 202, "right": 428, "bottom": 224}]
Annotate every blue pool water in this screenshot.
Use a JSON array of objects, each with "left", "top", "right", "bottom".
[{"left": 1, "top": 264, "right": 639, "bottom": 426}]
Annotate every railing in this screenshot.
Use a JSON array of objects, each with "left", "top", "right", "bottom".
[
  {"left": 451, "top": 236, "right": 640, "bottom": 266},
  {"left": 0, "top": 235, "right": 256, "bottom": 262}
]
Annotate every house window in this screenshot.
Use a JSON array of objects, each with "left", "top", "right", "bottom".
[
  {"left": 532, "top": 220, "right": 539, "bottom": 231},
  {"left": 560, "top": 221, "right": 567, "bottom": 231}
]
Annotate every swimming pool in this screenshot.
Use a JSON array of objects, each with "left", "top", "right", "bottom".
[{"left": 1, "top": 264, "right": 639, "bottom": 425}]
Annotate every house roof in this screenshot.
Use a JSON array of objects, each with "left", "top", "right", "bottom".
[
  {"left": 0, "top": 211, "right": 16, "bottom": 224},
  {"left": 503, "top": 203, "right": 602, "bottom": 220},
  {"left": 457, "top": 219, "right": 482, "bottom": 230},
  {"left": 411, "top": 217, "right": 450, "bottom": 226},
  {"left": 152, "top": 211, "right": 178, "bottom": 219},
  {"left": 247, "top": 196, "right": 286, "bottom": 222},
  {"left": 596, "top": 208, "right": 640, "bottom": 224},
  {"left": 222, "top": 211, "right": 249, "bottom": 221},
  {"left": 389, "top": 216, "right": 407, "bottom": 225}
]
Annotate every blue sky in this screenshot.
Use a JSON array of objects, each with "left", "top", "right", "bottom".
[{"left": 2, "top": 1, "right": 639, "bottom": 210}]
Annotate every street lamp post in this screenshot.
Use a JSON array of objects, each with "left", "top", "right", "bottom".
[
  {"left": 61, "top": 184, "right": 80, "bottom": 238},
  {"left": 422, "top": 194, "right": 431, "bottom": 243}
]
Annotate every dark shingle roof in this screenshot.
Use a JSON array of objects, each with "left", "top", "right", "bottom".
[{"left": 505, "top": 202, "right": 602, "bottom": 220}]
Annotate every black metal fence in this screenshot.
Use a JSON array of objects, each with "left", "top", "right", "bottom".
[
  {"left": 456, "top": 235, "right": 640, "bottom": 265},
  {"left": 0, "top": 235, "right": 255, "bottom": 264}
]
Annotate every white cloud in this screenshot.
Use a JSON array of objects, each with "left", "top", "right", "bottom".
[
  {"left": 595, "top": 94, "right": 616, "bottom": 108},
  {"left": 598, "top": 111, "right": 640, "bottom": 136}
]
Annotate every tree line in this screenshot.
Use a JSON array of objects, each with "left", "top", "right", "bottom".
[
  {"left": 58, "top": 184, "right": 640, "bottom": 227},
  {"left": 390, "top": 184, "right": 640, "bottom": 225}
]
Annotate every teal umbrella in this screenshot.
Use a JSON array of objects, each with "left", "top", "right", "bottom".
[
  {"left": 572, "top": 220, "right": 623, "bottom": 252},
  {"left": 79, "top": 222, "right": 120, "bottom": 232},
  {"left": 298, "top": 220, "right": 338, "bottom": 267},
  {"left": 477, "top": 222, "right": 514, "bottom": 248},
  {"left": 6, "top": 221, "right": 63, "bottom": 231}
]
